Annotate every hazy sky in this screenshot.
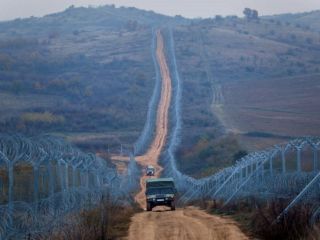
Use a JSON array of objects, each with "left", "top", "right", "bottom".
[{"left": 1, "top": 0, "right": 320, "bottom": 21}]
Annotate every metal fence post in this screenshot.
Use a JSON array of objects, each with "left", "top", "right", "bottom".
[
  {"left": 8, "top": 163, "right": 13, "bottom": 225},
  {"left": 297, "top": 147, "right": 302, "bottom": 172},
  {"left": 269, "top": 156, "right": 273, "bottom": 177},
  {"left": 65, "top": 163, "right": 69, "bottom": 190},
  {"left": 33, "top": 165, "right": 39, "bottom": 214},
  {"left": 313, "top": 148, "right": 318, "bottom": 172},
  {"left": 281, "top": 150, "right": 286, "bottom": 174}
]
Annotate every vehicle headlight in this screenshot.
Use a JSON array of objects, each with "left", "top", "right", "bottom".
[
  {"left": 165, "top": 194, "right": 174, "bottom": 198},
  {"left": 147, "top": 195, "right": 156, "bottom": 199}
]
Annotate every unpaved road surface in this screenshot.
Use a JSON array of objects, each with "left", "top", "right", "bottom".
[
  {"left": 110, "top": 30, "right": 170, "bottom": 203},
  {"left": 133, "top": 30, "right": 172, "bottom": 208},
  {"left": 127, "top": 30, "right": 248, "bottom": 240},
  {"left": 128, "top": 207, "right": 248, "bottom": 240}
]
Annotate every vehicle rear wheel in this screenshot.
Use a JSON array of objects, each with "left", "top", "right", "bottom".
[
  {"left": 147, "top": 202, "right": 152, "bottom": 211},
  {"left": 170, "top": 201, "right": 176, "bottom": 211}
]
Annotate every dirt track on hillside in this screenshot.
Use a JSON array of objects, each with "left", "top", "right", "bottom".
[
  {"left": 127, "top": 30, "right": 248, "bottom": 240},
  {"left": 133, "top": 30, "right": 171, "bottom": 208}
]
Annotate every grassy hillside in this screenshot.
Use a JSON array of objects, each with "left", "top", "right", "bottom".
[
  {"left": 0, "top": 5, "right": 188, "bottom": 35},
  {"left": 0, "top": 5, "right": 189, "bottom": 151},
  {"left": 173, "top": 14, "right": 320, "bottom": 176},
  {"left": 266, "top": 10, "right": 320, "bottom": 32},
  {"left": 1, "top": 5, "right": 319, "bottom": 176}
]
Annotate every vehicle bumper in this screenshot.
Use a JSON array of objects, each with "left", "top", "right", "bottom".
[{"left": 147, "top": 198, "right": 174, "bottom": 206}]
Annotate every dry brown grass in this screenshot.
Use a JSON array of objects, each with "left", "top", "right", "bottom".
[
  {"left": 45, "top": 197, "right": 141, "bottom": 240},
  {"left": 197, "top": 198, "right": 320, "bottom": 240},
  {"left": 250, "top": 200, "right": 316, "bottom": 240},
  {"left": 219, "top": 74, "right": 320, "bottom": 150},
  {"left": 174, "top": 18, "right": 320, "bottom": 153}
]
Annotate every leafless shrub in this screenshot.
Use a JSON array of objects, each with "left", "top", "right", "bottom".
[
  {"left": 251, "top": 199, "right": 315, "bottom": 240},
  {"left": 42, "top": 195, "right": 140, "bottom": 240}
]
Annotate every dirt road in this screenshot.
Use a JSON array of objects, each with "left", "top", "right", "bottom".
[
  {"left": 133, "top": 30, "right": 172, "bottom": 208},
  {"left": 110, "top": 30, "right": 170, "bottom": 205},
  {"left": 127, "top": 30, "right": 248, "bottom": 240},
  {"left": 128, "top": 207, "right": 248, "bottom": 240}
]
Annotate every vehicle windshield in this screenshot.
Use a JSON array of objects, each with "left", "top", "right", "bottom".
[{"left": 146, "top": 187, "right": 175, "bottom": 195}]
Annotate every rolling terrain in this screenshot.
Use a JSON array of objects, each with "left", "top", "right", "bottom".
[
  {"left": 218, "top": 73, "right": 320, "bottom": 150},
  {"left": 1, "top": 5, "right": 320, "bottom": 176},
  {"left": 268, "top": 10, "right": 320, "bottom": 31},
  {"left": 1, "top": 2, "right": 320, "bottom": 208},
  {"left": 172, "top": 13, "right": 320, "bottom": 175},
  {"left": 0, "top": 5, "right": 188, "bottom": 153},
  {"left": 1, "top": 5, "right": 320, "bottom": 239}
]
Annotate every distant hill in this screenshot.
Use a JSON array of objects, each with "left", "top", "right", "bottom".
[
  {"left": 265, "top": 10, "right": 320, "bottom": 31},
  {"left": 0, "top": 5, "right": 189, "bottom": 36},
  {"left": 172, "top": 13, "right": 320, "bottom": 176},
  {"left": 0, "top": 5, "right": 190, "bottom": 151},
  {"left": 1, "top": 5, "right": 320, "bottom": 175}
]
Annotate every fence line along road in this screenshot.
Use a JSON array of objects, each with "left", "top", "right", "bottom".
[
  {"left": 0, "top": 134, "right": 140, "bottom": 239},
  {"left": 158, "top": 28, "right": 320, "bottom": 225}
]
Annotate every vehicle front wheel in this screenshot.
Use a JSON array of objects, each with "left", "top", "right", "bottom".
[
  {"left": 147, "top": 202, "right": 152, "bottom": 211},
  {"left": 170, "top": 201, "right": 176, "bottom": 211}
]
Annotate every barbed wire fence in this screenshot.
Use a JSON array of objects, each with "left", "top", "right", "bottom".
[
  {"left": 0, "top": 28, "right": 165, "bottom": 239},
  {"left": 0, "top": 28, "right": 166, "bottom": 239},
  {"left": 1, "top": 26, "right": 319, "bottom": 238},
  {"left": 0, "top": 134, "right": 140, "bottom": 239},
  {"left": 133, "top": 28, "right": 162, "bottom": 156}
]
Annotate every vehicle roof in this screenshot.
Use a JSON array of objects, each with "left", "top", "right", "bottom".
[{"left": 146, "top": 177, "right": 174, "bottom": 183}]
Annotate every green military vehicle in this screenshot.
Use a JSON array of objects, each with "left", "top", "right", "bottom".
[{"left": 145, "top": 178, "right": 177, "bottom": 211}]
